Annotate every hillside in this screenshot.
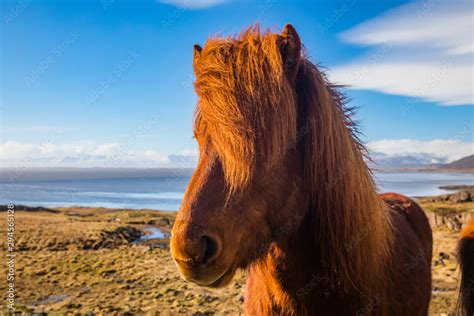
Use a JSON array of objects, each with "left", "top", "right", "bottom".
[{"left": 440, "top": 155, "right": 474, "bottom": 170}]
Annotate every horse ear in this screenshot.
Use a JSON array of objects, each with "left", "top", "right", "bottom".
[
  {"left": 193, "top": 44, "right": 202, "bottom": 71},
  {"left": 279, "top": 24, "right": 301, "bottom": 80}
]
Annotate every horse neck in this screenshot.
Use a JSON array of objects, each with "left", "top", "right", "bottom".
[{"left": 250, "top": 200, "right": 363, "bottom": 314}]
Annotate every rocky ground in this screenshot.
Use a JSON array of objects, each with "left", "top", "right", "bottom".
[{"left": 0, "top": 196, "right": 472, "bottom": 315}]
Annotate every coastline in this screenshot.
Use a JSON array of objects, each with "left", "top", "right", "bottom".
[
  {"left": 373, "top": 167, "right": 474, "bottom": 174},
  {"left": 1, "top": 189, "right": 472, "bottom": 314},
  {"left": 2, "top": 170, "right": 473, "bottom": 211}
]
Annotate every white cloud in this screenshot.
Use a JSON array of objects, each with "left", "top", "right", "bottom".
[
  {"left": 180, "top": 148, "right": 198, "bottom": 156},
  {"left": 0, "top": 142, "right": 36, "bottom": 159},
  {"left": 157, "top": 0, "right": 229, "bottom": 9},
  {"left": 328, "top": 0, "right": 474, "bottom": 106},
  {"left": 367, "top": 139, "right": 473, "bottom": 163},
  {"left": 0, "top": 141, "right": 174, "bottom": 168},
  {"left": 2, "top": 139, "right": 470, "bottom": 168}
]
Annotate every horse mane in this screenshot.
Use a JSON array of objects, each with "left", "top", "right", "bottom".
[
  {"left": 295, "top": 58, "right": 393, "bottom": 297},
  {"left": 193, "top": 25, "right": 393, "bottom": 299}
]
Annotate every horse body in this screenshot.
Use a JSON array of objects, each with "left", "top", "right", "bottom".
[
  {"left": 458, "top": 219, "right": 474, "bottom": 316},
  {"left": 244, "top": 193, "right": 432, "bottom": 315},
  {"left": 170, "top": 24, "right": 433, "bottom": 315}
]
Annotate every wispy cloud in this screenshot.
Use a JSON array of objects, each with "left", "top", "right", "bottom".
[
  {"left": 328, "top": 0, "right": 473, "bottom": 106},
  {"left": 367, "top": 139, "right": 473, "bottom": 163},
  {"left": 157, "top": 0, "right": 229, "bottom": 9}
]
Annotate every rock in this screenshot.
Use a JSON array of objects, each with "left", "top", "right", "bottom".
[
  {"left": 419, "top": 189, "right": 473, "bottom": 203},
  {"left": 448, "top": 191, "right": 471, "bottom": 203},
  {"left": 35, "top": 270, "right": 47, "bottom": 276},
  {"left": 65, "top": 303, "right": 82, "bottom": 309},
  {"left": 99, "top": 268, "right": 117, "bottom": 276},
  {"left": 446, "top": 215, "right": 463, "bottom": 232}
]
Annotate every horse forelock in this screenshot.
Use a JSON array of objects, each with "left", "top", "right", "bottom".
[{"left": 193, "top": 26, "right": 298, "bottom": 193}]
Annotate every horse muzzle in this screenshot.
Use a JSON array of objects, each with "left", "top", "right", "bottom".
[{"left": 170, "top": 228, "right": 236, "bottom": 288}]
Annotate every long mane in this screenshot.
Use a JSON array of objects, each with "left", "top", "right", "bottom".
[
  {"left": 295, "top": 59, "right": 393, "bottom": 297},
  {"left": 194, "top": 26, "right": 393, "bottom": 299}
]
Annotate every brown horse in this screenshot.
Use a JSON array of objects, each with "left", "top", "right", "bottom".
[
  {"left": 458, "top": 219, "right": 474, "bottom": 316},
  {"left": 170, "top": 24, "right": 433, "bottom": 315}
]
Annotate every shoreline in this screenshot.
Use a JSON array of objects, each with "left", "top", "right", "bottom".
[
  {"left": 5, "top": 183, "right": 474, "bottom": 212},
  {"left": 373, "top": 168, "right": 474, "bottom": 174}
]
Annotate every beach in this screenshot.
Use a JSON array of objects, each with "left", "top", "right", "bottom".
[{"left": 0, "top": 193, "right": 473, "bottom": 315}]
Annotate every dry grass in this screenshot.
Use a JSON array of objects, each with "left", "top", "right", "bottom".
[
  {"left": 0, "top": 202, "right": 471, "bottom": 314},
  {"left": 0, "top": 207, "right": 244, "bottom": 314}
]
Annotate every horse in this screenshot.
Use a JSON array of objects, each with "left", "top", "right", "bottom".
[
  {"left": 458, "top": 219, "right": 474, "bottom": 316},
  {"left": 170, "top": 24, "right": 433, "bottom": 315}
]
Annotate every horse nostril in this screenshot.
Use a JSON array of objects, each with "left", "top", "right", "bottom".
[{"left": 201, "top": 235, "right": 219, "bottom": 265}]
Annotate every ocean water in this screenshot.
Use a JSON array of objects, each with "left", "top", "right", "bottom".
[
  {"left": 373, "top": 171, "right": 474, "bottom": 197},
  {"left": 0, "top": 171, "right": 472, "bottom": 211},
  {"left": 0, "top": 175, "right": 189, "bottom": 211}
]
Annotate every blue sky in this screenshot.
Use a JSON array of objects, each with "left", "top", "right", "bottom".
[{"left": 1, "top": 0, "right": 472, "bottom": 168}]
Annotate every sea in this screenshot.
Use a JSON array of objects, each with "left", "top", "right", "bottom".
[{"left": 0, "top": 169, "right": 472, "bottom": 211}]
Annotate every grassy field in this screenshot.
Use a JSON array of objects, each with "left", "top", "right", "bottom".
[{"left": 0, "top": 201, "right": 472, "bottom": 315}]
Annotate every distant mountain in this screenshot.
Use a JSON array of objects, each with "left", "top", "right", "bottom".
[
  {"left": 369, "top": 152, "right": 447, "bottom": 170},
  {"left": 439, "top": 155, "right": 474, "bottom": 170},
  {"left": 369, "top": 153, "right": 474, "bottom": 172}
]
